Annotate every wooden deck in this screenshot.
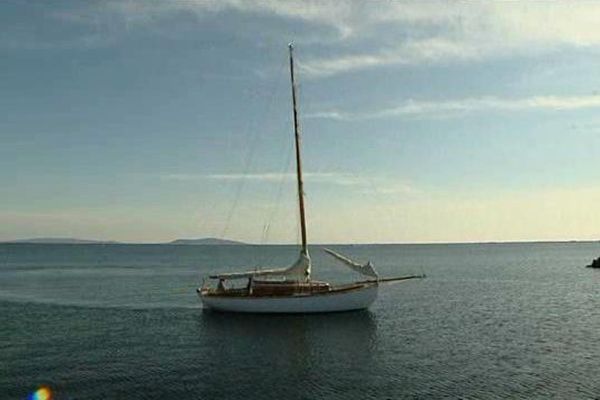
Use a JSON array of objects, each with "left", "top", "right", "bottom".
[{"left": 201, "top": 281, "right": 374, "bottom": 299}]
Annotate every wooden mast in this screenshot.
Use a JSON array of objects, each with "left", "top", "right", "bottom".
[{"left": 288, "top": 43, "right": 308, "bottom": 255}]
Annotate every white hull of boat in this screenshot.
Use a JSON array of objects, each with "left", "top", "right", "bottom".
[{"left": 199, "top": 283, "right": 378, "bottom": 314}]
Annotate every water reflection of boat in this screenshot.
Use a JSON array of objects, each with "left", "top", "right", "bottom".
[
  {"left": 198, "top": 310, "right": 377, "bottom": 381},
  {"left": 200, "top": 308, "right": 377, "bottom": 342},
  {"left": 194, "top": 310, "right": 379, "bottom": 396}
]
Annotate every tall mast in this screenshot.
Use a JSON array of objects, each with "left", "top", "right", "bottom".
[{"left": 288, "top": 43, "right": 308, "bottom": 255}]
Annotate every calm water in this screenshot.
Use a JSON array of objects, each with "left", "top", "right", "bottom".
[{"left": 1, "top": 242, "right": 600, "bottom": 399}]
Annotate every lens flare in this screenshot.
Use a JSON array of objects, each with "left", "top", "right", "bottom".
[{"left": 29, "top": 386, "right": 52, "bottom": 400}]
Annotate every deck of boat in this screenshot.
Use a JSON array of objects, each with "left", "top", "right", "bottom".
[{"left": 199, "top": 281, "right": 376, "bottom": 298}]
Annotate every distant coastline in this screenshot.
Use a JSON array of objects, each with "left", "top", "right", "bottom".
[
  {"left": 168, "top": 238, "right": 244, "bottom": 245},
  {"left": 1, "top": 237, "right": 598, "bottom": 245},
  {"left": 0, "top": 237, "right": 245, "bottom": 245},
  {"left": 3, "top": 238, "right": 120, "bottom": 244}
]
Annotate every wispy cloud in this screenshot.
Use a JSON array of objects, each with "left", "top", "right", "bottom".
[
  {"left": 161, "top": 172, "right": 293, "bottom": 183},
  {"left": 109, "top": 0, "right": 358, "bottom": 37},
  {"left": 300, "top": 3, "right": 600, "bottom": 77},
  {"left": 208, "top": 173, "right": 286, "bottom": 182},
  {"left": 115, "top": 2, "right": 600, "bottom": 78},
  {"left": 162, "top": 172, "right": 365, "bottom": 186},
  {"left": 300, "top": 38, "right": 482, "bottom": 78},
  {"left": 13, "top": 2, "right": 600, "bottom": 76},
  {"left": 160, "top": 172, "right": 416, "bottom": 194},
  {"left": 307, "top": 94, "right": 600, "bottom": 121},
  {"left": 101, "top": 2, "right": 600, "bottom": 48}
]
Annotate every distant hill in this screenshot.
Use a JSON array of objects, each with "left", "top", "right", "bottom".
[
  {"left": 4, "top": 237, "right": 119, "bottom": 244},
  {"left": 1, "top": 237, "right": 245, "bottom": 245},
  {"left": 168, "top": 238, "right": 245, "bottom": 245}
]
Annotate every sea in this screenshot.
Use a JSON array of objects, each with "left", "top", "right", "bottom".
[{"left": 1, "top": 242, "right": 599, "bottom": 399}]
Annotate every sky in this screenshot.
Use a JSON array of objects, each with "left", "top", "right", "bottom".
[{"left": 2, "top": 1, "right": 600, "bottom": 244}]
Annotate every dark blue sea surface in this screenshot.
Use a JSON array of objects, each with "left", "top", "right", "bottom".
[{"left": 2, "top": 242, "right": 600, "bottom": 399}]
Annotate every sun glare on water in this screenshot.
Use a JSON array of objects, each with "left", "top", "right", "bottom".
[{"left": 29, "top": 386, "right": 52, "bottom": 400}]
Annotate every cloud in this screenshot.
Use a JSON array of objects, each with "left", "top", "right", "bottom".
[
  {"left": 103, "top": 2, "right": 599, "bottom": 78},
  {"left": 13, "top": 1, "right": 600, "bottom": 76},
  {"left": 123, "top": 3, "right": 600, "bottom": 80},
  {"left": 65, "top": 0, "right": 356, "bottom": 38},
  {"left": 160, "top": 172, "right": 416, "bottom": 194},
  {"left": 306, "top": 94, "right": 600, "bottom": 121},
  {"left": 300, "top": 38, "right": 482, "bottom": 78},
  {"left": 161, "top": 172, "right": 289, "bottom": 183},
  {"left": 162, "top": 172, "right": 366, "bottom": 186}
]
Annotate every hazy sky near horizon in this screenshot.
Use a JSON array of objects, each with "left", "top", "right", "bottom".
[{"left": 2, "top": 1, "right": 600, "bottom": 244}]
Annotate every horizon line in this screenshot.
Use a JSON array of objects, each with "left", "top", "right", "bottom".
[{"left": 2, "top": 237, "right": 599, "bottom": 246}]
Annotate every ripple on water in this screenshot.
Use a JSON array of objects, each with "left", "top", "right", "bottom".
[{"left": 2, "top": 242, "right": 600, "bottom": 399}]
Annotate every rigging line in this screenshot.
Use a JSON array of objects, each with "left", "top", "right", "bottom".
[
  {"left": 360, "top": 171, "right": 423, "bottom": 276},
  {"left": 260, "top": 121, "right": 295, "bottom": 245},
  {"left": 219, "top": 131, "right": 258, "bottom": 240},
  {"left": 259, "top": 87, "right": 294, "bottom": 244},
  {"left": 261, "top": 136, "right": 295, "bottom": 245},
  {"left": 257, "top": 55, "right": 290, "bottom": 242},
  {"left": 220, "top": 53, "right": 288, "bottom": 240},
  {"left": 294, "top": 180, "right": 301, "bottom": 247}
]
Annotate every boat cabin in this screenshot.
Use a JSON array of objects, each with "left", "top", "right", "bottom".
[{"left": 203, "top": 275, "right": 331, "bottom": 297}]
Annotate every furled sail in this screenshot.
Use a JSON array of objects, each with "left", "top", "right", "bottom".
[
  {"left": 323, "top": 248, "right": 379, "bottom": 279},
  {"left": 209, "top": 251, "right": 311, "bottom": 280}
]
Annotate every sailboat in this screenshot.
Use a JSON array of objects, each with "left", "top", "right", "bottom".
[{"left": 198, "top": 44, "right": 423, "bottom": 313}]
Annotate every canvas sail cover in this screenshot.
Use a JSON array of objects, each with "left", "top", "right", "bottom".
[
  {"left": 210, "top": 251, "right": 311, "bottom": 280},
  {"left": 324, "top": 248, "right": 379, "bottom": 279}
]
